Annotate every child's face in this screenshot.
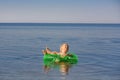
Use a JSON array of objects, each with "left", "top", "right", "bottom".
[{"left": 60, "top": 44, "right": 68, "bottom": 53}]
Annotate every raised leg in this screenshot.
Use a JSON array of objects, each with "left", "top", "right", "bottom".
[
  {"left": 42, "top": 50, "right": 47, "bottom": 54},
  {"left": 46, "top": 48, "right": 52, "bottom": 53}
]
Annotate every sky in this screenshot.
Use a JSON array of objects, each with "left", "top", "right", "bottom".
[{"left": 0, "top": 0, "right": 120, "bottom": 23}]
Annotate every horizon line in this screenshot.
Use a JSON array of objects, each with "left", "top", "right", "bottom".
[
  {"left": 0, "top": 23, "right": 120, "bottom": 27},
  {"left": 0, "top": 22, "right": 120, "bottom": 24}
]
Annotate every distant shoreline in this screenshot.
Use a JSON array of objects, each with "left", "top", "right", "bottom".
[{"left": 0, "top": 23, "right": 120, "bottom": 26}]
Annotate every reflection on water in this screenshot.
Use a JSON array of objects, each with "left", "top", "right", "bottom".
[
  {"left": 59, "top": 62, "right": 69, "bottom": 75},
  {"left": 43, "top": 61, "right": 76, "bottom": 75}
]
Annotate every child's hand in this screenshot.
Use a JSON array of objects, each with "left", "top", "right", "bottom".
[{"left": 67, "top": 54, "right": 73, "bottom": 57}]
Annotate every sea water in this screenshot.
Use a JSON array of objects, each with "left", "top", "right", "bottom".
[{"left": 0, "top": 23, "right": 120, "bottom": 80}]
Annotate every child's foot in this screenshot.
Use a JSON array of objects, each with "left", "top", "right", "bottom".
[{"left": 42, "top": 50, "right": 47, "bottom": 54}]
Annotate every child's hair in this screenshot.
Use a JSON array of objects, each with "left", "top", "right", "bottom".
[{"left": 60, "top": 43, "right": 69, "bottom": 52}]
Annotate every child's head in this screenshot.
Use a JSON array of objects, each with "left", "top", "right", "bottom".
[{"left": 60, "top": 43, "right": 69, "bottom": 53}]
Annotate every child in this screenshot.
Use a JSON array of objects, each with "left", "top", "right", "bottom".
[{"left": 42, "top": 43, "right": 69, "bottom": 57}]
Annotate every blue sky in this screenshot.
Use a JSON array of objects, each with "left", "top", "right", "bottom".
[{"left": 0, "top": 0, "right": 120, "bottom": 23}]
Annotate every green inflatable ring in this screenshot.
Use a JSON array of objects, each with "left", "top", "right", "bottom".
[{"left": 43, "top": 53, "right": 78, "bottom": 65}]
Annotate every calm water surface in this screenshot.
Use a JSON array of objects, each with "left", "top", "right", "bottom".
[{"left": 0, "top": 24, "right": 120, "bottom": 80}]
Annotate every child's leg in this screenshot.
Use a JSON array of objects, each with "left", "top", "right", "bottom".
[
  {"left": 46, "top": 48, "right": 52, "bottom": 53},
  {"left": 46, "top": 48, "right": 58, "bottom": 54},
  {"left": 42, "top": 50, "right": 47, "bottom": 54}
]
